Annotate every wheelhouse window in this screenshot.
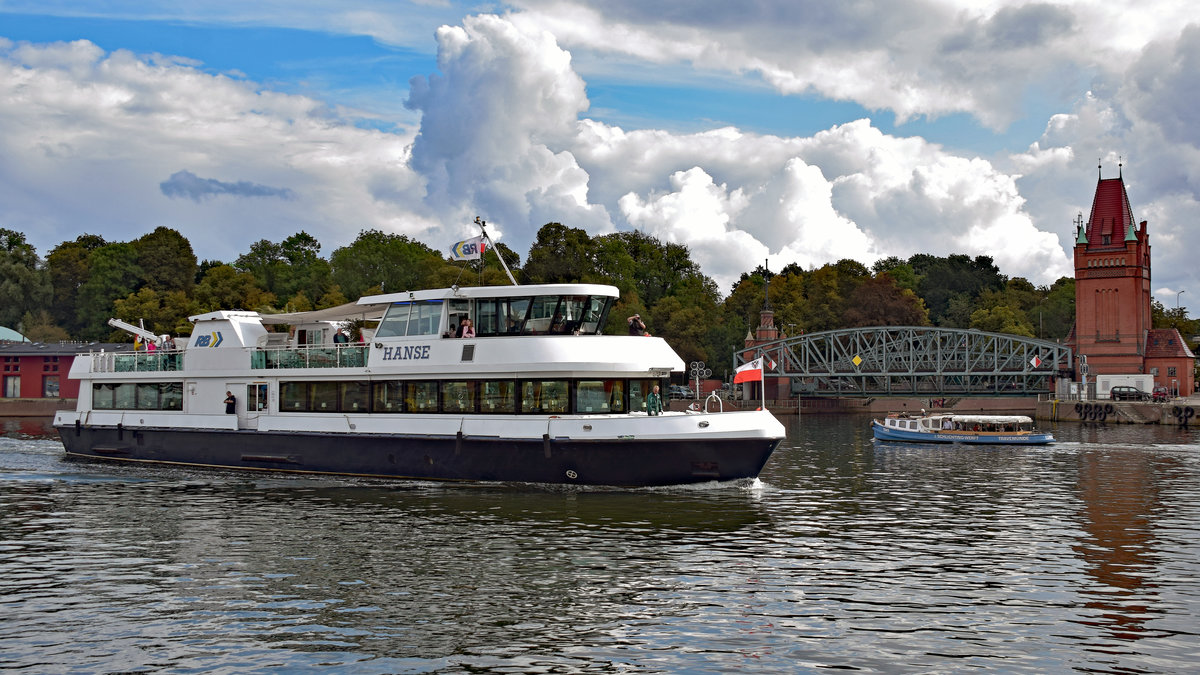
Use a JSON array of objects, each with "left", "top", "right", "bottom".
[
  {"left": 375, "top": 300, "right": 444, "bottom": 338},
  {"left": 470, "top": 294, "right": 613, "bottom": 336}
]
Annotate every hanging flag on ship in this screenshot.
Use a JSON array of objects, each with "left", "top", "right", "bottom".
[
  {"left": 734, "top": 357, "right": 764, "bottom": 384},
  {"left": 450, "top": 236, "right": 487, "bottom": 261}
]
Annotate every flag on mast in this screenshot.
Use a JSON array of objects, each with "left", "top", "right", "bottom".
[
  {"left": 734, "top": 357, "right": 763, "bottom": 384},
  {"left": 450, "top": 236, "right": 487, "bottom": 261}
]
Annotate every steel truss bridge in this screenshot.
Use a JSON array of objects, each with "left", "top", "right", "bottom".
[{"left": 742, "top": 326, "right": 1072, "bottom": 397}]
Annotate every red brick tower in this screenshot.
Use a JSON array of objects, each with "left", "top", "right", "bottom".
[
  {"left": 1070, "top": 165, "right": 1194, "bottom": 395},
  {"left": 1071, "top": 165, "right": 1152, "bottom": 373}
]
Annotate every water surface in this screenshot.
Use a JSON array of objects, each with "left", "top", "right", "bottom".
[{"left": 2, "top": 415, "right": 1198, "bottom": 673}]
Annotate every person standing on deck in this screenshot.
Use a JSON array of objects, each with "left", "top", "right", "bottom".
[{"left": 646, "top": 385, "right": 663, "bottom": 416}]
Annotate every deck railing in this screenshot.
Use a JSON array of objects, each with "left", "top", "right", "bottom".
[
  {"left": 92, "top": 351, "right": 185, "bottom": 373},
  {"left": 251, "top": 345, "right": 368, "bottom": 369}
]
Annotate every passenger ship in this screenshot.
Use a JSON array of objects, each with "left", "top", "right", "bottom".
[{"left": 54, "top": 283, "right": 786, "bottom": 486}]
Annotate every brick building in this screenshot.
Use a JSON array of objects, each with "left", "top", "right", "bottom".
[
  {"left": 0, "top": 338, "right": 134, "bottom": 413},
  {"left": 1068, "top": 168, "right": 1195, "bottom": 396}
]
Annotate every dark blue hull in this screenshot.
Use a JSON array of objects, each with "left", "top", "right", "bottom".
[{"left": 57, "top": 425, "right": 781, "bottom": 487}]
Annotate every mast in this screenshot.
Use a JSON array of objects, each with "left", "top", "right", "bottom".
[{"left": 476, "top": 216, "right": 518, "bottom": 286}]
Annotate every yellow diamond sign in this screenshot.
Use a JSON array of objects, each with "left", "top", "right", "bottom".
[{"left": 852, "top": 355, "right": 862, "bottom": 367}]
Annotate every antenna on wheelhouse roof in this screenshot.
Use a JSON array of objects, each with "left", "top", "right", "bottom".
[{"left": 475, "top": 216, "right": 518, "bottom": 286}]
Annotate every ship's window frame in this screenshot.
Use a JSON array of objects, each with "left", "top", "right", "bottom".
[
  {"left": 521, "top": 379, "right": 569, "bottom": 414},
  {"left": 441, "top": 381, "right": 477, "bottom": 414},
  {"left": 340, "top": 380, "right": 370, "bottom": 412},
  {"left": 405, "top": 380, "right": 439, "bottom": 412},
  {"left": 280, "top": 381, "right": 309, "bottom": 411},
  {"left": 480, "top": 380, "right": 516, "bottom": 413},
  {"left": 372, "top": 380, "right": 405, "bottom": 413},
  {"left": 574, "top": 379, "right": 625, "bottom": 413}
]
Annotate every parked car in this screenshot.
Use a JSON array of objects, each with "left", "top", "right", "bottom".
[
  {"left": 1109, "top": 386, "right": 1150, "bottom": 401},
  {"left": 1152, "top": 385, "right": 1170, "bottom": 402},
  {"left": 668, "top": 384, "right": 693, "bottom": 399}
]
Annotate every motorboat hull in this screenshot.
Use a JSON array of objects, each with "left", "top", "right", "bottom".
[{"left": 871, "top": 420, "right": 1054, "bottom": 445}]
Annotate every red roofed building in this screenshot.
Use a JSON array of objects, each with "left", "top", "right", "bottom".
[{"left": 1069, "top": 168, "right": 1194, "bottom": 396}]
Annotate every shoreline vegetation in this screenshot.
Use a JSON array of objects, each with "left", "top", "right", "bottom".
[{"left": 2, "top": 224, "right": 1196, "bottom": 374}]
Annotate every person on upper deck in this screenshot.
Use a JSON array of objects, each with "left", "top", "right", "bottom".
[
  {"left": 627, "top": 314, "right": 647, "bottom": 336},
  {"left": 459, "top": 318, "right": 475, "bottom": 338}
]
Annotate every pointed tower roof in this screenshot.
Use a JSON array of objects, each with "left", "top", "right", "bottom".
[{"left": 1085, "top": 174, "right": 1137, "bottom": 247}]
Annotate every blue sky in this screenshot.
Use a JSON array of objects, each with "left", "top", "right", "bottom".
[{"left": 1, "top": 1, "right": 1198, "bottom": 306}]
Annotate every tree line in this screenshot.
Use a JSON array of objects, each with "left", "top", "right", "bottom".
[{"left": 2, "top": 224, "right": 1195, "bottom": 374}]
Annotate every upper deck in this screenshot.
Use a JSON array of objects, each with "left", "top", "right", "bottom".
[{"left": 76, "top": 283, "right": 681, "bottom": 378}]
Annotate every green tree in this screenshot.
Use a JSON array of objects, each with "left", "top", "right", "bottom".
[
  {"left": 524, "top": 223, "right": 594, "bottom": 284},
  {"left": 329, "top": 230, "right": 445, "bottom": 298},
  {"left": 194, "top": 264, "right": 274, "bottom": 312},
  {"left": 801, "top": 265, "right": 843, "bottom": 332},
  {"left": 910, "top": 253, "right": 1004, "bottom": 325},
  {"left": 278, "top": 231, "right": 332, "bottom": 301},
  {"left": 1152, "top": 299, "right": 1199, "bottom": 336},
  {"left": 134, "top": 227, "right": 197, "bottom": 293},
  {"left": 842, "top": 275, "right": 930, "bottom": 327},
  {"left": 19, "top": 310, "right": 71, "bottom": 343},
  {"left": 74, "top": 243, "right": 142, "bottom": 339},
  {"left": 651, "top": 295, "right": 710, "bottom": 364},
  {"left": 872, "top": 256, "right": 918, "bottom": 292},
  {"left": 1033, "top": 277, "right": 1075, "bottom": 340},
  {"left": 45, "top": 234, "right": 108, "bottom": 334},
  {"left": 0, "top": 228, "right": 52, "bottom": 329},
  {"left": 969, "top": 304, "right": 1035, "bottom": 337},
  {"left": 112, "top": 288, "right": 200, "bottom": 340}
]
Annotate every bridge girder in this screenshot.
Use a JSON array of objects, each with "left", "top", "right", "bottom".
[{"left": 741, "top": 326, "right": 1072, "bottom": 397}]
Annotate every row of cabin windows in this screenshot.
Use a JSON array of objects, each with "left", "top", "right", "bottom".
[
  {"left": 279, "top": 378, "right": 664, "bottom": 415},
  {"left": 88, "top": 378, "right": 665, "bottom": 414},
  {"left": 373, "top": 294, "right": 613, "bottom": 338},
  {"left": 92, "top": 382, "right": 183, "bottom": 410}
]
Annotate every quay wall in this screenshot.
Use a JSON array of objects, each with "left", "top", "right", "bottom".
[{"left": 694, "top": 395, "right": 1200, "bottom": 425}]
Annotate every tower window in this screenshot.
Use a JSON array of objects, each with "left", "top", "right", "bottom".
[{"left": 1102, "top": 235, "right": 1111, "bottom": 244}]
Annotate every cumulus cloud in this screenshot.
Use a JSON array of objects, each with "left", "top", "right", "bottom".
[
  {"left": 508, "top": 1, "right": 1196, "bottom": 130},
  {"left": 4, "top": 4, "right": 1200, "bottom": 304},
  {"left": 405, "top": 14, "right": 610, "bottom": 241},
  {"left": 0, "top": 37, "right": 427, "bottom": 262},
  {"left": 160, "top": 170, "right": 296, "bottom": 201}
]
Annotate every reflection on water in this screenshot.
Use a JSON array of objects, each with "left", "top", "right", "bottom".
[
  {"left": 1, "top": 415, "right": 56, "bottom": 439},
  {"left": 1, "top": 415, "right": 1199, "bottom": 673}
]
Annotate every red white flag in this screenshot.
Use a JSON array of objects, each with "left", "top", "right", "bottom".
[
  {"left": 734, "top": 357, "right": 763, "bottom": 384},
  {"left": 1030, "top": 355, "right": 1042, "bottom": 368}
]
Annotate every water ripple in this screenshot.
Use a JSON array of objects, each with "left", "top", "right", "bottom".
[{"left": 1, "top": 416, "right": 1198, "bottom": 672}]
